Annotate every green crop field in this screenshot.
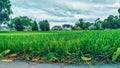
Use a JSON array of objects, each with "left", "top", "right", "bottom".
[{"left": 0, "top": 30, "right": 120, "bottom": 63}]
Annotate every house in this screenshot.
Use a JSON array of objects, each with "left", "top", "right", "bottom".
[
  {"left": 52, "top": 25, "right": 62, "bottom": 30},
  {"left": 88, "top": 25, "right": 96, "bottom": 30},
  {"left": 0, "top": 23, "right": 8, "bottom": 31},
  {"left": 62, "top": 24, "right": 71, "bottom": 30},
  {"left": 24, "top": 25, "right": 32, "bottom": 31},
  {"left": 72, "top": 26, "right": 81, "bottom": 30},
  {"left": 88, "top": 23, "right": 103, "bottom": 30}
]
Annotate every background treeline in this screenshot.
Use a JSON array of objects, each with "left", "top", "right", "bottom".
[
  {"left": 73, "top": 8, "right": 120, "bottom": 30},
  {"left": 8, "top": 8, "right": 120, "bottom": 31},
  {"left": 8, "top": 16, "right": 50, "bottom": 31},
  {"left": 0, "top": 0, "right": 120, "bottom": 31}
]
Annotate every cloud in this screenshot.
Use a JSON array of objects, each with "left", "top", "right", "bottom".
[{"left": 10, "top": 0, "right": 120, "bottom": 27}]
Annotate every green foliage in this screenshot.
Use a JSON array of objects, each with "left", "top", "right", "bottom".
[
  {"left": 102, "top": 15, "right": 120, "bottom": 29},
  {"left": 14, "top": 19, "right": 24, "bottom": 31},
  {"left": 32, "top": 21, "right": 38, "bottom": 31},
  {"left": 39, "top": 20, "right": 50, "bottom": 31},
  {"left": 74, "top": 8, "right": 120, "bottom": 30},
  {"left": 11, "top": 16, "right": 34, "bottom": 26},
  {"left": 45, "top": 52, "right": 58, "bottom": 62},
  {"left": 0, "top": 49, "right": 11, "bottom": 57},
  {"left": 118, "top": 8, "right": 120, "bottom": 18},
  {"left": 81, "top": 56, "right": 91, "bottom": 61},
  {"left": 118, "top": 8, "right": 120, "bottom": 14},
  {"left": 0, "top": 0, "right": 12, "bottom": 23},
  {"left": 94, "top": 18, "right": 102, "bottom": 30},
  {"left": 112, "top": 48, "right": 120, "bottom": 62},
  {"left": 75, "top": 19, "right": 90, "bottom": 30},
  {"left": 8, "top": 22, "right": 13, "bottom": 28},
  {"left": 101, "top": 8, "right": 120, "bottom": 29},
  {"left": 10, "top": 16, "right": 34, "bottom": 31}
]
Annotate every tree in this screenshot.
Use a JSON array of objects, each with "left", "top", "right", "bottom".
[
  {"left": 118, "top": 8, "right": 120, "bottom": 17},
  {"left": 32, "top": 21, "right": 38, "bottom": 31},
  {"left": 14, "top": 19, "right": 24, "bottom": 31},
  {"left": 94, "top": 18, "right": 102, "bottom": 30},
  {"left": 76, "top": 19, "right": 84, "bottom": 29},
  {"left": 75, "top": 19, "right": 90, "bottom": 30},
  {"left": 94, "top": 23, "right": 100, "bottom": 30},
  {"left": 10, "top": 16, "right": 34, "bottom": 31},
  {"left": 39, "top": 20, "right": 50, "bottom": 31},
  {"left": 102, "top": 15, "right": 120, "bottom": 29},
  {"left": 0, "top": 0, "right": 12, "bottom": 24}
]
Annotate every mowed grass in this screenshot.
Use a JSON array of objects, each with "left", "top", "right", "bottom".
[{"left": 0, "top": 30, "right": 120, "bottom": 63}]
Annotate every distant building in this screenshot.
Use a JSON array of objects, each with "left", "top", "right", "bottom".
[
  {"left": 88, "top": 25, "right": 96, "bottom": 30},
  {"left": 0, "top": 23, "right": 8, "bottom": 31},
  {"left": 24, "top": 25, "right": 32, "bottom": 31},
  {"left": 52, "top": 25, "right": 62, "bottom": 30},
  {"left": 62, "top": 24, "right": 71, "bottom": 30},
  {"left": 9, "top": 28, "right": 16, "bottom": 31},
  {"left": 88, "top": 23, "right": 103, "bottom": 30},
  {"left": 72, "top": 26, "right": 81, "bottom": 30}
]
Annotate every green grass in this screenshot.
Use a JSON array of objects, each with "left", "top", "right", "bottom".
[{"left": 0, "top": 30, "right": 120, "bottom": 63}]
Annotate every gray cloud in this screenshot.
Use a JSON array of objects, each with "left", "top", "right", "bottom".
[{"left": 10, "top": 0, "right": 120, "bottom": 26}]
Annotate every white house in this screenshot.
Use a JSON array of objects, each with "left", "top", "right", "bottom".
[
  {"left": 62, "top": 24, "right": 72, "bottom": 30},
  {"left": 52, "top": 25, "right": 62, "bottom": 30},
  {"left": 88, "top": 25, "right": 96, "bottom": 30},
  {"left": 24, "top": 25, "right": 32, "bottom": 31}
]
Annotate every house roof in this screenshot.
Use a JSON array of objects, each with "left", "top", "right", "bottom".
[
  {"left": 62, "top": 24, "right": 71, "bottom": 27},
  {"left": 52, "top": 25, "right": 62, "bottom": 30}
]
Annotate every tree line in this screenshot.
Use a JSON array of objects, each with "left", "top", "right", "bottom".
[
  {"left": 0, "top": 0, "right": 120, "bottom": 31},
  {"left": 73, "top": 8, "right": 120, "bottom": 30},
  {"left": 8, "top": 16, "right": 50, "bottom": 31}
]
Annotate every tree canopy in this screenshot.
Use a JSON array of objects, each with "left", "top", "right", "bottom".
[
  {"left": 0, "top": 0, "right": 12, "bottom": 24},
  {"left": 75, "top": 19, "right": 91, "bottom": 30},
  {"left": 32, "top": 21, "right": 38, "bottom": 31},
  {"left": 11, "top": 16, "right": 34, "bottom": 26},
  {"left": 10, "top": 16, "right": 35, "bottom": 31},
  {"left": 74, "top": 8, "right": 120, "bottom": 30},
  {"left": 39, "top": 20, "right": 50, "bottom": 31}
]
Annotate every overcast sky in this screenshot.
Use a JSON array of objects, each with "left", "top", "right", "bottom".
[{"left": 10, "top": 0, "right": 120, "bottom": 27}]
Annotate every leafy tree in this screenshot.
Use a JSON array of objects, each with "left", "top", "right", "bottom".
[
  {"left": 118, "top": 8, "right": 120, "bottom": 17},
  {"left": 10, "top": 16, "right": 34, "bottom": 31},
  {"left": 84, "top": 22, "right": 91, "bottom": 30},
  {"left": 102, "top": 15, "right": 120, "bottom": 29},
  {"left": 76, "top": 19, "right": 84, "bottom": 29},
  {"left": 32, "top": 21, "right": 38, "bottom": 31},
  {"left": 0, "top": 0, "right": 12, "bottom": 24},
  {"left": 94, "top": 23, "right": 100, "bottom": 30},
  {"left": 94, "top": 18, "right": 102, "bottom": 30},
  {"left": 18, "top": 16, "right": 34, "bottom": 26},
  {"left": 75, "top": 19, "right": 90, "bottom": 30},
  {"left": 39, "top": 20, "right": 50, "bottom": 31},
  {"left": 8, "top": 20, "right": 13, "bottom": 28},
  {"left": 14, "top": 19, "right": 24, "bottom": 31}
]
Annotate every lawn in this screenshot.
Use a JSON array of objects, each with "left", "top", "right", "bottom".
[{"left": 0, "top": 30, "right": 120, "bottom": 63}]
